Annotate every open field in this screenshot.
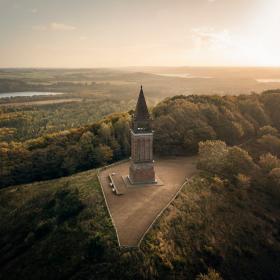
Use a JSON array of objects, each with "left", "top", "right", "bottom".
[{"left": 98, "top": 156, "right": 197, "bottom": 246}]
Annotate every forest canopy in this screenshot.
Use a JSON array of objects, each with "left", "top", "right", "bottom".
[{"left": 1, "top": 89, "right": 280, "bottom": 188}]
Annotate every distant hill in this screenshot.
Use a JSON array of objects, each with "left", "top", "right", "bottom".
[{"left": 1, "top": 68, "right": 280, "bottom": 99}]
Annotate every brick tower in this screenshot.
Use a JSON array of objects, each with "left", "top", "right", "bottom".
[{"left": 129, "top": 86, "right": 156, "bottom": 184}]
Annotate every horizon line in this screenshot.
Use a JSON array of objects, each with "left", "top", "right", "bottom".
[{"left": 1, "top": 65, "right": 280, "bottom": 69}]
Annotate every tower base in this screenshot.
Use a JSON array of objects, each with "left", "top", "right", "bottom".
[{"left": 129, "top": 162, "right": 156, "bottom": 184}]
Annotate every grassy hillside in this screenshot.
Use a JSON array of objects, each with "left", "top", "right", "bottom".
[
  {"left": 0, "top": 170, "right": 119, "bottom": 280},
  {"left": 0, "top": 169, "right": 168, "bottom": 280},
  {"left": 1, "top": 158, "right": 280, "bottom": 280},
  {"left": 142, "top": 175, "right": 280, "bottom": 280}
]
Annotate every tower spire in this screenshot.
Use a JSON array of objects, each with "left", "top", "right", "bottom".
[{"left": 133, "top": 86, "right": 151, "bottom": 132}]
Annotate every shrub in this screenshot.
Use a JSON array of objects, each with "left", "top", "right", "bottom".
[
  {"left": 268, "top": 168, "right": 280, "bottom": 197},
  {"left": 54, "top": 188, "right": 84, "bottom": 223},
  {"left": 210, "top": 176, "right": 225, "bottom": 191},
  {"left": 223, "top": 146, "right": 257, "bottom": 181},
  {"left": 197, "top": 140, "right": 228, "bottom": 175},
  {"left": 35, "top": 219, "right": 54, "bottom": 239},
  {"left": 86, "top": 233, "right": 105, "bottom": 260},
  {"left": 259, "top": 153, "right": 280, "bottom": 173},
  {"left": 257, "top": 134, "right": 280, "bottom": 156},
  {"left": 196, "top": 268, "right": 223, "bottom": 280},
  {"left": 269, "top": 168, "right": 280, "bottom": 186},
  {"left": 259, "top": 125, "right": 278, "bottom": 137},
  {"left": 198, "top": 141, "right": 256, "bottom": 182},
  {"left": 236, "top": 173, "right": 251, "bottom": 188}
]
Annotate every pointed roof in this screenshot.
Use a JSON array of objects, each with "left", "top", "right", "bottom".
[{"left": 134, "top": 85, "right": 150, "bottom": 121}]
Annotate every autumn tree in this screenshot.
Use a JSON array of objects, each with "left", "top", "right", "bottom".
[{"left": 197, "top": 140, "right": 228, "bottom": 175}]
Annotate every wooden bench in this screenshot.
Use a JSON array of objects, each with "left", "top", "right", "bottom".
[{"left": 108, "top": 173, "right": 124, "bottom": 195}]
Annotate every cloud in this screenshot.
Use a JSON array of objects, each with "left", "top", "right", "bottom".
[
  {"left": 32, "top": 22, "right": 77, "bottom": 31},
  {"left": 32, "top": 25, "right": 47, "bottom": 31},
  {"left": 79, "top": 36, "right": 88, "bottom": 40},
  {"left": 191, "top": 27, "right": 232, "bottom": 50},
  {"left": 190, "top": 26, "right": 271, "bottom": 66},
  {"left": 31, "top": 8, "right": 37, "bottom": 14},
  {"left": 50, "top": 22, "right": 77, "bottom": 31}
]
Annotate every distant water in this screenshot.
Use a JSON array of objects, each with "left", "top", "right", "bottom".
[
  {"left": 0, "top": 92, "right": 64, "bottom": 99},
  {"left": 256, "top": 79, "right": 280, "bottom": 83},
  {"left": 156, "top": 73, "right": 212, "bottom": 79}
]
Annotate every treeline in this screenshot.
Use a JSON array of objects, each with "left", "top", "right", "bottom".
[
  {"left": 153, "top": 89, "right": 280, "bottom": 154},
  {"left": 0, "top": 113, "right": 131, "bottom": 187},
  {"left": 1, "top": 90, "right": 280, "bottom": 188},
  {"left": 0, "top": 78, "right": 107, "bottom": 93},
  {"left": 0, "top": 98, "right": 134, "bottom": 142}
]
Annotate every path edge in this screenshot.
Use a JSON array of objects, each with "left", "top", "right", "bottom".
[
  {"left": 137, "top": 178, "right": 191, "bottom": 248},
  {"left": 97, "top": 159, "right": 130, "bottom": 248}
]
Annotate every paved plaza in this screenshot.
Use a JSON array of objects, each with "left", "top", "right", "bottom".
[{"left": 98, "top": 156, "right": 197, "bottom": 246}]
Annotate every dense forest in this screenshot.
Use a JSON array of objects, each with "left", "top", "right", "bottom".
[
  {"left": 1, "top": 89, "right": 280, "bottom": 188},
  {"left": 0, "top": 111, "right": 131, "bottom": 187},
  {"left": 0, "top": 97, "right": 134, "bottom": 142},
  {"left": 1, "top": 89, "right": 280, "bottom": 279}
]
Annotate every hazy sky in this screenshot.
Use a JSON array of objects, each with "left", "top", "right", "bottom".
[{"left": 0, "top": 0, "right": 279, "bottom": 67}]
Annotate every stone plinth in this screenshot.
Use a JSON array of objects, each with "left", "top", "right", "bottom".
[
  {"left": 129, "top": 161, "right": 155, "bottom": 184},
  {"left": 123, "top": 175, "right": 164, "bottom": 188}
]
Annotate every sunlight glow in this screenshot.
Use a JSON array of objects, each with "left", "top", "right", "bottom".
[{"left": 0, "top": 0, "right": 279, "bottom": 67}]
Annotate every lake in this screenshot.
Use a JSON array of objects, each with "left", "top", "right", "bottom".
[
  {"left": 156, "top": 73, "right": 213, "bottom": 79},
  {"left": 0, "top": 92, "right": 64, "bottom": 99},
  {"left": 256, "top": 79, "right": 280, "bottom": 83}
]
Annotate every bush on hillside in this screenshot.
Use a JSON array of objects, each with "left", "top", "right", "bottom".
[
  {"left": 197, "top": 140, "right": 228, "bottom": 175},
  {"left": 196, "top": 268, "right": 223, "bottom": 280},
  {"left": 257, "top": 134, "right": 280, "bottom": 157},
  {"left": 197, "top": 140, "right": 257, "bottom": 182},
  {"left": 54, "top": 188, "right": 84, "bottom": 223},
  {"left": 259, "top": 153, "right": 280, "bottom": 173},
  {"left": 259, "top": 125, "right": 278, "bottom": 137}
]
